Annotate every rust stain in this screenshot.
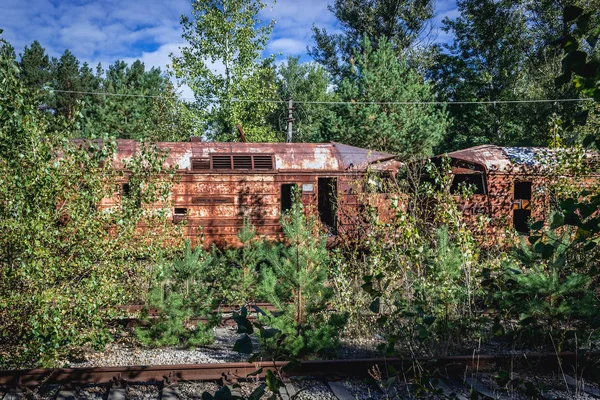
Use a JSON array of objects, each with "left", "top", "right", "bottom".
[{"left": 101, "top": 140, "right": 401, "bottom": 247}]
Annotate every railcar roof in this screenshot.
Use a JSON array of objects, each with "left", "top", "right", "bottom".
[
  {"left": 443, "top": 144, "right": 599, "bottom": 172},
  {"left": 77, "top": 139, "right": 399, "bottom": 171}
]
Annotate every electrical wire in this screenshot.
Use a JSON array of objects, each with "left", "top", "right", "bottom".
[{"left": 47, "top": 89, "right": 594, "bottom": 105}]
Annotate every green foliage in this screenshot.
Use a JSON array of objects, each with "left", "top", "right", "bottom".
[
  {"left": 266, "top": 57, "right": 333, "bottom": 142},
  {"left": 310, "top": 0, "right": 435, "bottom": 81},
  {"left": 0, "top": 33, "right": 181, "bottom": 367},
  {"left": 79, "top": 60, "right": 196, "bottom": 141},
  {"left": 322, "top": 37, "right": 448, "bottom": 158},
  {"left": 15, "top": 40, "right": 195, "bottom": 141},
  {"left": 136, "top": 241, "right": 218, "bottom": 347},
  {"left": 172, "top": 0, "right": 279, "bottom": 142},
  {"left": 432, "top": 0, "right": 587, "bottom": 150},
  {"left": 220, "top": 219, "right": 265, "bottom": 304},
  {"left": 254, "top": 197, "right": 346, "bottom": 358}
]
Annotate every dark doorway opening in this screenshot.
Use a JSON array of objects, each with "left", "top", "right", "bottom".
[
  {"left": 318, "top": 177, "right": 337, "bottom": 234},
  {"left": 513, "top": 181, "right": 532, "bottom": 234},
  {"left": 281, "top": 184, "right": 297, "bottom": 214}
]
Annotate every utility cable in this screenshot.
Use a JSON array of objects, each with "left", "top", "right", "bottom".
[{"left": 47, "top": 89, "right": 594, "bottom": 105}]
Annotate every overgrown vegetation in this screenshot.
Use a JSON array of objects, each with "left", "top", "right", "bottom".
[
  {"left": 2, "top": 3, "right": 600, "bottom": 393},
  {"left": 0, "top": 30, "right": 182, "bottom": 367}
]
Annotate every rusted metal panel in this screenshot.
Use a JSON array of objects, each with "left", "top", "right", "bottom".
[{"left": 99, "top": 140, "right": 401, "bottom": 247}]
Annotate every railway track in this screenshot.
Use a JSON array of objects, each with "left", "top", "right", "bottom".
[
  {"left": 1, "top": 352, "right": 599, "bottom": 399},
  {"left": 116, "top": 303, "right": 278, "bottom": 328}
]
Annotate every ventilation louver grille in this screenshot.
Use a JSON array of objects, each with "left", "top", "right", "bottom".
[
  {"left": 212, "top": 155, "right": 232, "bottom": 169},
  {"left": 233, "top": 155, "right": 253, "bottom": 169},
  {"left": 190, "top": 154, "right": 275, "bottom": 171},
  {"left": 191, "top": 158, "right": 210, "bottom": 170},
  {"left": 253, "top": 155, "right": 274, "bottom": 170}
]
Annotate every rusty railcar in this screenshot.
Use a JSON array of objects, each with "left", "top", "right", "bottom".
[
  {"left": 105, "top": 140, "right": 400, "bottom": 247},
  {"left": 440, "top": 145, "right": 599, "bottom": 237}
]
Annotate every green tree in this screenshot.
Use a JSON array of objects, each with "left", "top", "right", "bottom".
[
  {"left": 268, "top": 57, "right": 333, "bottom": 142},
  {"left": 0, "top": 32, "right": 181, "bottom": 367},
  {"left": 431, "top": 0, "right": 592, "bottom": 150},
  {"left": 310, "top": 0, "right": 435, "bottom": 81},
  {"left": 85, "top": 60, "right": 194, "bottom": 141},
  {"left": 323, "top": 37, "right": 448, "bottom": 158},
  {"left": 19, "top": 41, "right": 51, "bottom": 91},
  {"left": 52, "top": 49, "right": 84, "bottom": 121},
  {"left": 172, "top": 0, "right": 279, "bottom": 142},
  {"left": 257, "top": 198, "right": 345, "bottom": 357}
]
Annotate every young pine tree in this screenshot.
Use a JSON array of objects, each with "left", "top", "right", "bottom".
[
  {"left": 258, "top": 197, "right": 346, "bottom": 357},
  {"left": 136, "top": 241, "right": 218, "bottom": 347}
]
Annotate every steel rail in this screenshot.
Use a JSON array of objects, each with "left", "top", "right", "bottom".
[{"left": 0, "top": 352, "right": 593, "bottom": 387}]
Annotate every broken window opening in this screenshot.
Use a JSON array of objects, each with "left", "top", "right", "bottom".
[
  {"left": 173, "top": 207, "right": 188, "bottom": 224},
  {"left": 514, "top": 181, "right": 532, "bottom": 200},
  {"left": 318, "top": 177, "right": 337, "bottom": 235},
  {"left": 281, "top": 184, "right": 297, "bottom": 214},
  {"left": 450, "top": 173, "right": 486, "bottom": 195}
]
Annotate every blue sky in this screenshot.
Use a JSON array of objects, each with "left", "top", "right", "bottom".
[{"left": 1, "top": 0, "right": 458, "bottom": 95}]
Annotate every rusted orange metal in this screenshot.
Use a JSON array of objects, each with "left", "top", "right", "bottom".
[
  {"left": 440, "top": 145, "right": 600, "bottom": 240},
  {"left": 103, "top": 140, "right": 401, "bottom": 247}
]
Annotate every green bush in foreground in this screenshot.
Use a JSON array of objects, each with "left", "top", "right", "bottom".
[{"left": 0, "top": 31, "right": 181, "bottom": 367}]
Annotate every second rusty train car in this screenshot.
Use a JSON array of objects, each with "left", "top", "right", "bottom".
[{"left": 441, "top": 145, "right": 599, "bottom": 237}]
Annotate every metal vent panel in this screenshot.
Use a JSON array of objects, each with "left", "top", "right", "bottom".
[
  {"left": 253, "top": 155, "right": 274, "bottom": 170},
  {"left": 233, "top": 155, "right": 252, "bottom": 169},
  {"left": 191, "top": 158, "right": 210, "bottom": 170},
  {"left": 212, "top": 155, "right": 232, "bottom": 169}
]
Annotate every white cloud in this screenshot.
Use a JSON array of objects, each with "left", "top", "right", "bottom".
[{"left": 267, "top": 38, "right": 306, "bottom": 55}]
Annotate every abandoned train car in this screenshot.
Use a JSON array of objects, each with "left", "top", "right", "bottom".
[
  {"left": 105, "top": 140, "right": 401, "bottom": 247},
  {"left": 441, "top": 144, "right": 599, "bottom": 236}
]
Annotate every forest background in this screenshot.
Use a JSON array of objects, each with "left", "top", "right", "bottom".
[
  {"left": 4, "top": 0, "right": 600, "bottom": 156},
  {"left": 2, "top": 0, "right": 600, "bottom": 371}
]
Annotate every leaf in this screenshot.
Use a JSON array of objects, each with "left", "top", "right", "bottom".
[
  {"left": 575, "top": 110, "right": 589, "bottom": 126},
  {"left": 550, "top": 213, "right": 565, "bottom": 229},
  {"left": 530, "top": 221, "right": 544, "bottom": 231},
  {"left": 281, "top": 359, "right": 300, "bottom": 373},
  {"left": 369, "top": 298, "right": 381, "bottom": 313},
  {"left": 265, "top": 370, "right": 283, "bottom": 392},
  {"left": 586, "top": 26, "right": 600, "bottom": 48},
  {"left": 247, "top": 367, "right": 263, "bottom": 377},
  {"left": 563, "top": 51, "right": 587, "bottom": 73},
  {"left": 495, "top": 370, "right": 510, "bottom": 387},
  {"left": 576, "top": 13, "right": 592, "bottom": 33},
  {"left": 260, "top": 328, "right": 280, "bottom": 339},
  {"left": 233, "top": 334, "right": 253, "bottom": 354},
  {"left": 519, "top": 314, "right": 534, "bottom": 326},
  {"left": 233, "top": 311, "right": 253, "bottom": 334},
  {"left": 492, "top": 322, "right": 505, "bottom": 337},
  {"left": 564, "top": 6, "right": 583, "bottom": 23},
  {"left": 213, "top": 386, "right": 233, "bottom": 400},
  {"left": 542, "top": 244, "right": 555, "bottom": 259},
  {"left": 248, "top": 383, "right": 267, "bottom": 400},
  {"left": 528, "top": 235, "right": 541, "bottom": 245},
  {"left": 423, "top": 315, "right": 436, "bottom": 326},
  {"left": 555, "top": 72, "right": 572, "bottom": 86}
]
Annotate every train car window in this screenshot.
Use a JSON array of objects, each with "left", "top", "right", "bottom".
[
  {"left": 281, "top": 184, "right": 297, "bottom": 213},
  {"left": 514, "top": 181, "right": 532, "bottom": 199},
  {"left": 450, "top": 174, "right": 486, "bottom": 195},
  {"left": 173, "top": 207, "right": 188, "bottom": 223}
]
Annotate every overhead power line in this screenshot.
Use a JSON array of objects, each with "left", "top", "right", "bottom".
[{"left": 47, "top": 89, "right": 594, "bottom": 105}]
